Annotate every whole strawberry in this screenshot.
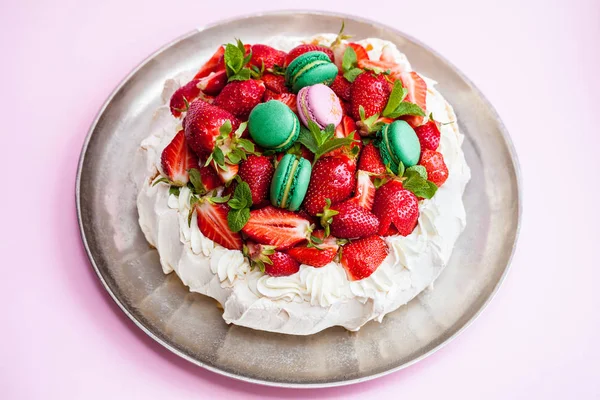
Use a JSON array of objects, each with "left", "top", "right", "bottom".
[
  {"left": 262, "top": 73, "right": 289, "bottom": 94},
  {"left": 238, "top": 155, "right": 274, "bottom": 207},
  {"left": 214, "top": 79, "right": 265, "bottom": 120},
  {"left": 245, "top": 242, "right": 300, "bottom": 277},
  {"left": 357, "top": 142, "right": 386, "bottom": 175},
  {"left": 303, "top": 155, "right": 356, "bottom": 216},
  {"left": 286, "top": 230, "right": 339, "bottom": 267},
  {"left": 372, "top": 180, "right": 419, "bottom": 236},
  {"left": 170, "top": 80, "right": 201, "bottom": 117},
  {"left": 341, "top": 235, "right": 389, "bottom": 280},
  {"left": 420, "top": 149, "right": 449, "bottom": 187},
  {"left": 414, "top": 120, "right": 441, "bottom": 151},
  {"left": 320, "top": 200, "right": 379, "bottom": 239},
  {"left": 249, "top": 44, "right": 286, "bottom": 70},
  {"left": 330, "top": 74, "right": 352, "bottom": 102},
  {"left": 263, "top": 90, "right": 298, "bottom": 114},
  {"left": 285, "top": 44, "right": 335, "bottom": 66},
  {"left": 349, "top": 72, "right": 392, "bottom": 121},
  {"left": 160, "top": 130, "right": 199, "bottom": 185},
  {"left": 183, "top": 100, "right": 240, "bottom": 156}
]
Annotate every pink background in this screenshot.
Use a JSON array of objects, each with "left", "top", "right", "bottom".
[{"left": 2, "top": 0, "right": 599, "bottom": 398}]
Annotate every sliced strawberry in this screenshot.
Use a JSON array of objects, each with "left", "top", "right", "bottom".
[
  {"left": 286, "top": 231, "right": 338, "bottom": 267},
  {"left": 214, "top": 80, "right": 266, "bottom": 120},
  {"left": 324, "top": 200, "right": 379, "bottom": 239},
  {"left": 341, "top": 235, "right": 389, "bottom": 280},
  {"left": 349, "top": 170, "right": 376, "bottom": 210},
  {"left": 348, "top": 43, "right": 369, "bottom": 62},
  {"left": 262, "top": 73, "right": 289, "bottom": 94},
  {"left": 238, "top": 155, "right": 275, "bottom": 206},
  {"left": 285, "top": 44, "right": 335, "bottom": 66},
  {"left": 420, "top": 149, "right": 449, "bottom": 187},
  {"left": 372, "top": 180, "right": 419, "bottom": 236},
  {"left": 193, "top": 46, "right": 226, "bottom": 80},
  {"left": 198, "top": 165, "right": 221, "bottom": 191},
  {"left": 183, "top": 100, "right": 240, "bottom": 156},
  {"left": 196, "top": 200, "right": 242, "bottom": 250},
  {"left": 160, "top": 130, "right": 199, "bottom": 185},
  {"left": 401, "top": 71, "right": 427, "bottom": 126},
  {"left": 211, "top": 161, "right": 239, "bottom": 184},
  {"left": 303, "top": 155, "right": 357, "bottom": 216},
  {"left": 358, "top": 59, "right": 403, "bottom": 81},
  {"left": 415, "top": 120, "right": 441, "bottom": 151},
  {"left": 197, "top": 70, "right": 228, "bottom": 96},
  {"left": 326, "top": 115, "right": 361, "bottom": 158},
  {"left": 241, "top": 206, "right": 312, "bottom": 250},
  {"left": 330, "top": 74, "right": 352, "bottom": 102},
  {"left": 263, "top": 90, "right": 298, "bottom": 114},
  {"left": 357, "top": 143, "right": 386, "bottom": 175},
  {"left": 170, "top": 80, "right": 201, "bottom": 117},
  {"left": 249, "top": 44, "right": 286, "bottom": 70}
]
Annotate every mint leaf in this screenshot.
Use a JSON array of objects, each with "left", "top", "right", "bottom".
[
  {"left": 323, "top": 123, "right": 335, "bottom": 140},
  {"left": 314, "top": 137, "right": 355, "bottom": 161},
  {"left": 224, "top": 43, "right": 244, "bottom": 77},
  {"left": 403, "top": 170, "right": 438, "bottom": 199},
  {"left": 406, "top": 165, "right": 427, "bottom": 180},
  {"left": 228, "top": 68, "right": 251, "bottom": 82},
  {"left": 228, "top": 198, "right": 245, "bottom": 210},
  {"left": 342, "top": 47, "right": 357, "bottom": 72},
  {"left": 297, "top": 126, "right": 319, "bottom": 153},
  {"left": 385, "top": 102, "right": 426, "bottom": 119},
  {"left": 227, "top": 208, "right": 250, "bottom": 232},
  {"left": 382, "top": 80, "right": 406, "bottom": 117},
  {"left": 235, "top": 181, "right": 253, "bottom": 206},
  {"left": 343, "top": 68, "right": 363, "bottom": 83}
]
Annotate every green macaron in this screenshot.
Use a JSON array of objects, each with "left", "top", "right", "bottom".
[
  {"left": 248, "top": 100, "right": 300, "bottom": 152},
  {"left": 270, "top": 154, "right": 312, "bottom": 211},
  {"left": 378, "top": 120, "right": 421, "bottom": 170},
  {"left": 285, "top": 51, "right": 338, "bottom": 93}
]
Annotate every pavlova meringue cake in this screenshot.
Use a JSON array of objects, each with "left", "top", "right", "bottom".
[{"left": 136, "top": 29, "right": 471, "bottom": 335}]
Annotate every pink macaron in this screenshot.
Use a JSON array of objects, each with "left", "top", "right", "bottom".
[{"left": 296, "top": 84, "right": 343, "bottom": 129}]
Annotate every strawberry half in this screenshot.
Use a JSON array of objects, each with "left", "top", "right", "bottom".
[
  {"left": 372, "top": 180, "right": 419, "bottom": 236},
  {"left": 214, "top": 80, "right": 266, "bottom": 120},
  {"left": 170, "top": 80, "right": 201, "bottom": 117},
  {"left": 341, "top": 235, "right": 389, "bottom": 280},
  {"left": 198, "top": 165, "right": 221, "bottom": 191},
  {"left": 357, "top": 142, "right": 386, "bottom": 175},
  {"left": 420, "top": 149, "right": 449, "bottom": 187},
  {"left": 303, "top": 155, "right": 357, "bottom": 216},
  {"left": 196, "top": 200, "right": 243, "bottom": 250},
  {"left": 285, "top": 44, "right": 335, "bottom": 66},
  {"left": 262, "top": 73, "right": 289, "bottom": 94},
  {"left": 320, "top": 200, "right": 379, "bottom": 239},
  {"left": 263, "top": 90, "right": 298, "bottom": 114},
  {"left": 197, "top": 70, "right": 228, "bottom": 96},
  {"left": 160, "top": 130, "right": 199, "bottom": 185},
  {"left": 349, "top": 170, "right": 376, "bottom": 210},
  {"left": 325, "top": 115, "right": 361, "bottom": 158},
  {"left": 349, "top": 72, "right": 392, "bottom": 121},
  {"left": 193, "top": 46, "right": 226, "bottom": 80},
  {"left": 249, "top": 44, "right": 286, "bottom": 70},
  {"left": 286, "top": 231, "right": 339, "bottom": 267},
  {"left": 400, "top": 72, "right": 427, "bottom": 127},
  {"left": 415, "top": 120, "right": 441, "bottom": 151},
  {"left": 183, "top": 100, "right": 240, "bottom": 156},
  {"left": 348, "top": 43, "right": 369, "bottom": 62},
  {"left": 238, "top": 155, "right": 274, "bottom": 207},
  {"left": 241, "top": 206, "right": 312, "bottom": 250}
]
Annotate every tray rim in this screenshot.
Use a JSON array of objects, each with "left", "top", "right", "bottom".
[{"left": 75, "top": 9, "right": 523, "bottom": 389}]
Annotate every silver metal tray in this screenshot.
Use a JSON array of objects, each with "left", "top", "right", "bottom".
[{"left": 76, "top": 11, "right": 521, "bottom": 388}]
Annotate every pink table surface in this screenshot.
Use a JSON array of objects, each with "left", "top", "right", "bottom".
[{"left": 2, "top": 0, "right": 599, "bottom": 398}]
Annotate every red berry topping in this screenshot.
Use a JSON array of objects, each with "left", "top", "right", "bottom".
[
  {"left": 400, "top": 71, "right": 427, "bottom": 127},
  {"left": 325, "top": 200, "right": 380, "bottom": 239},
  {"left": 372, "top": 180, "right": 419, "bottom": 236},
  {"left": 261, "top": 73, "right": 289, "bottom": 94},
  {"left": 348, "top": 43, "right": 369, "bottom": 61},
  {"left": 246, "top": 242, "right": 300, "bottom": 276},
  {"left": 330, "top": 75, "right": 352, "bottom": 102},
  {"left": 238, "top": 155, "right": 274, "bottom": 207},
  {"left": 241, "top": 206, "right": 312, "bottom": 250},
  {"left": 170, "top": 80, "right": 201, "bottom": 117},
  {"left": 341, "top": 235, "right": 389, "bottom": 280},
  {"left": 214, "top": 79, "right": 266, "bottom": 120},
  {"left": 285, "top": 44, "right": 335, "bottom": 66},
  {"left": 286, "top": 231, "right": 339, "bottom": 267},
  {"left": 193, "top": 46, "right": 226, "bottom": 80},
  {"left": 414, "top": 120, "right": 441, "bottom": 151},
  {"left": 349, "top": 72, "right": 392, "bottom": 121},
  {"left": 263, "top": 90, "right": 298, "bottom": 114},
  {"left": 420, "top": 149, "right": 449, "bottom": 187},
  {"left": 303, "top": 155, "right": 356, "bottom": 216},
  {"left": 349, "top": 170, "right": 376, "bottom": 210},
  {"left": 196, "top": 200, "right": 242, "bottom": 250},
  {"left": 160, "top": 130, "right": 199, "bottom": 185},
  {"left": 357, "top": 142, "right": 386, "bottom": 175},
  {"left": 197, "top": 70, "right": 228, "bottom": 96},
  {"left": 249, "top": 44, "right": 286, "bottom": 70},
  {"left": 183, "top": 100, "right": 240, "bottom": 156}
]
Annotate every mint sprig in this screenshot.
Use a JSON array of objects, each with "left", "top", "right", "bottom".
[
  {"left": 224, "top": 39, "right": 253, "bottom": 82},
  {"left": 227, "top": 181, "right": 253, "bottom": 232},
  {"left": 381, "top": 80, "right": 426, "bottom": 119},
  {"left": 341, "top": 47, "right": 363, "bottom": 83},
  {"left": 402, "top": 170, "right": 438, "bottom": 199},
  {"left": 297, "top": 121, "right": 356, "bottom": 165}
]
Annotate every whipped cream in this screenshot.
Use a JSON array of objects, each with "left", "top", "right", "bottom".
[{"left": 136, "top": 35, "right": 471, "bottom": 335}]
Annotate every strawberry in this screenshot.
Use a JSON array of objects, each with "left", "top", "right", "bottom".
[
  {"left": 214, "top": 79, "right": 265, "bottom": 120},
  {"left": 286, "top": 230, "right": 338, "bottom": 267},
  {"left": 196, "top": 200, "right": 242, "bottom": 250},
  {"left": 170, "top": 80, "right": 201, "bottom": 117},
  {"left": 420, "top": 149, "right": 449, "bottom": 187},
  {"left": 325, "top": 115, "right": 361, "bottom": 158},
  {"left": 400, "top": 72, "right": 427, "bottom": 127},
  {"left": 358, "top": 59, "right": 403, "bottom": 81},
  {"left": 349, "top": 72, "right": 392, "bottom": 121},
  {"left": 245, "top": 242, "right": 300, "bottom": 277},
  {"left": 193, "top": 46, "right": 226, "bottom": 79},
  {"left": 320, "top": 200, "right": 379, "bottom": 239},
  {"left": 263, "top": 90, "right": 298, "bottom": 114},
  {"left": 197, "top": 70, "right": 228, "bottom": 96},
  {"left": 330, "top": 74, "right": 352, "bottom": 101},
  {"left": 274, "top": 143, "right": 313, "bottom": 163},
  {"left": 238, "top": 155, "right": 274, "bottom": 206},
  {"left": 241, "top": 206, "right": 312, "bottom": 249},
  {"left": 183, "top": 100, "right": 240, "bottom": 156},
  {"left": 249, "top": 44, "right": 286, "bottom": 70},
  {"left": 348, "top": 43, "right": 369, "bottom": 62},
  {"left": 349, "top": 170, "right": 376, "bottom": 210},
  {"left": 160, "top": 130, "right": 199, "bottom": 185},
  {"left": 341, "top": 235, "right": 389, "bottom": 280},
  {"left": 303, "top": 155, "right": 357, "bottom": 216},
  {"left": 285, "top": 44, "right": 335, "bottom": 66},
  {"left": 262, "top": 73, "right": 289, "bottom": 94},
  {"left": 414, "top": 120, "right": 441, "bottom": 151},
  {"left": 372, "top": 180, "right": 419, "bottom": 236},
  {"left": 198, "top": 165, "right": 221, "bottom": 191},
  {"left": 211, "top": 162, "right": 239, "bottom": 184},
  {"left": 357, "top": 143, "right": 386, "bottom": 175}
]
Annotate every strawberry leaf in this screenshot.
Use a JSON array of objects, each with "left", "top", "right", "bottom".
[
  {"left": 212, "top": 147, "right": 226, "bottom": 168},
  {"left": 397, "top": 161, "right": 405, "bottom": 177},
  {"left": 385, "top": 102, "right": 426, "bottom": 119},
  {"left": 169, "top": 186, "right": 180, "bottom": 197},
  {"left": 343, "top": 68, "right": 363, "bottom": 83},
  {"left": 188, "top": 168, "right": 206, "bottom": 194},
  {"left": 330, "top": 20, "right": 352, "bottom": 48},
  {"left": 152, "top": 177, "right": 173, "bottom": 187},
  {"left": 237, "top": 138, "right": 255, "bottom": 153},
  {"left": 188, "top": 195, "right": 200, "bottom": 226}
]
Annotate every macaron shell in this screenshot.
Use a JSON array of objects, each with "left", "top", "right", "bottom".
[
  {"left": 248, "top": 100, "right": 300, "bottom": 151},
  {"left": 269, "top": 154, "right": 311, "bottom": 211},
  {"left": 285, "top": 51, "right": 338, "bottom": 93},
  {"left": 286, "top": 157, "right": 311, "bottom": 211},
  {"left": 270, "top": 154, "right": 294, "bottom": 207},
  {"left": 380, "top": 120, "right": 421, "bottom": 168},
  {"left": 297, "top": 84, "right": 343, "bottom": 129}
]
